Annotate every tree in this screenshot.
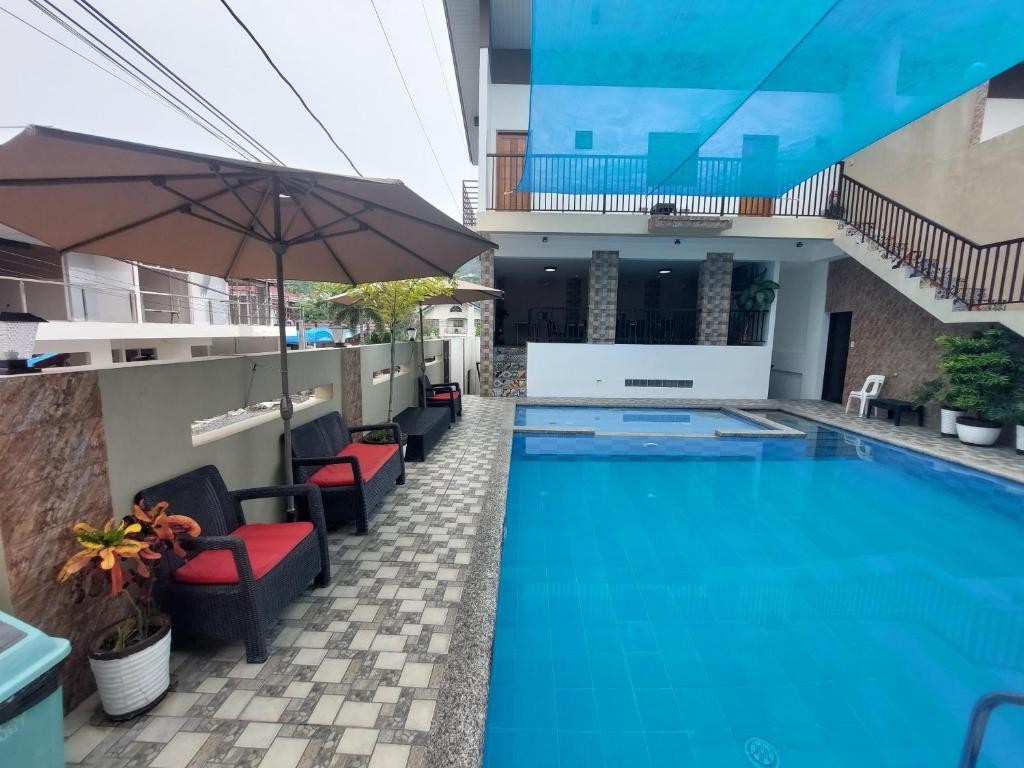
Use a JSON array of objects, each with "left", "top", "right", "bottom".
[
  {"left": 343, "top": 278, "right": 454, "bottom": 419},
  {"left": 287, "top": 281, "right": 380, "bottom": 333}
]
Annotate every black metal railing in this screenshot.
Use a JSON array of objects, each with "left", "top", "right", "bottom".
[
  {"left": 485, "top": 153, "right": 843, "bottom": 217},
  {"left": 838, "top": 176, "right": 1024, "bottom": 308},
  {"left": 521, "top": 306, "right": 589, "bottom": 343},
  {"left": 615, "top": 308, "right": 699, "bottom": 345},
  {"left": 728, "top": 309, "right": 771, "bottom": 345},
  {"left": 462, "top": 179, "right": 478, "bottom": 227}
]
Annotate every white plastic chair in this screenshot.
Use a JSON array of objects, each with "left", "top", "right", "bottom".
[{"left": 845, "top": 374, "right": 885, "bottom": 417}]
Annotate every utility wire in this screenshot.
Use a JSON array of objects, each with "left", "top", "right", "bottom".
[
  {"left": 369, "top": 0, "right": 458, "bottom": 207},
  {"left": 0, "top": 5, "right": 162, "bottom": 107},
  {"left": 28, "top": 0, "right": 263, "bottom": 161},
  {"left": 70, "top": 0, "right": 282, "bottom": 164},
  {"left": 216, "top": 0, "right": 362, "bottom": 175},
  {"left": 419, "top": 0, "right": 463, "bottom": 128}
]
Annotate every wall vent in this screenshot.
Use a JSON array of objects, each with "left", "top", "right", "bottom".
[{"left": 624, "top": 379, "right": 693, "bottom": 388}]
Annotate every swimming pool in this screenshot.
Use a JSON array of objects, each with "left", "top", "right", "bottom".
[
  {"left": 485, "top": 414, "right": 1024, "bottom": 767},
  {"left": 515, "top": 405, "right": 769, "bottom": 435}
]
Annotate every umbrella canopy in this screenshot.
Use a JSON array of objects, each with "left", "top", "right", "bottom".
[
  {"left": 418, "top": 280, "right": 503, "bottom": 305},
  {"left": 0, "top": 126, "right": 495, "bottom": 498},
  {"left": 0, "top": 126, "right": 494, "bottom": 282}
]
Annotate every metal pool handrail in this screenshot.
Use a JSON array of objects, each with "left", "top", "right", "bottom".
[{"left": 958, "top": 691, "right": 1024, "bottom": 767}]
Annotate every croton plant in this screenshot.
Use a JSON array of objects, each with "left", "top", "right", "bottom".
[{"left": 58, "top": 501, "right": 200, "bottom": 651}]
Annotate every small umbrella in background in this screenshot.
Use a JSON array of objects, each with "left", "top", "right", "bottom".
[
  {"left": 332, "top": 279, "right": 502, "bottom": 374},
  {"left": 0, "top": 126, "right": 496, "bottom": 492}
]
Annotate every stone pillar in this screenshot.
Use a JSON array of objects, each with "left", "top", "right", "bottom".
[
  {"left": 697, "top": 252, "right": 733, "bottom": 345},
  {"left": 586, "top": 250, "right": 619, "bottom": 344},
  {"left": 479, "top": 249, "right": 496, "bottom": 396}
]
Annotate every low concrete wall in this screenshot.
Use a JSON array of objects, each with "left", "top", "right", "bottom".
[
  {"left": 0, "top": 339, "right": 447, "bottom": 710},
  {"left": 360, "top": 340, "right": 444, "bottom": 423},
  {"left": 526, "top": 342, "right": 773, "bottom": 399}
]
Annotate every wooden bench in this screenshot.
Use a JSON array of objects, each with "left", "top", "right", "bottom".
[{"left": 394, "top": 407, "right": 450, "bottom": 462}]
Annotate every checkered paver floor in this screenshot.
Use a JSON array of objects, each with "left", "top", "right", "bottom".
[{"left": 64, "top": 395, "right": 515, "bottom": 768}]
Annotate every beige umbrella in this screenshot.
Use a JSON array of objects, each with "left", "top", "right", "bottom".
[
  {"left": 0, "top": 126, "right": 495, "bottom": 491},
  {"left": 332, "top": 280, "right": 502, "bottom": 373}
]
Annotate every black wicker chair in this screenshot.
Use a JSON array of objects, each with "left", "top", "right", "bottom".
[
  {"left": 136, "top": 465, "right": 330, "bottom": 663},
  {"left": 418, "top": 374, "right": 462, "bottom": 423},
  {"left": 291, "top": 412, "right": 405, "bottom": 534}
]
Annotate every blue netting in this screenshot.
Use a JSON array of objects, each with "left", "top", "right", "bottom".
[{"left": 521, "top": 0, "right": 1024, "bottom": 198}]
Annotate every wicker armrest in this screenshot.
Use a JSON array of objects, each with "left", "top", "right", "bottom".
[
  {"left": 431, "top": 381, "right": 461, "bottom": 393},
  {"left": 180, "top": 535, "right": 257, "bottom": 585},
  {"left": 349, "top": 422, "right": 402, "bottom": 444},
  {"left": 231, "top": 484, "right": 328, "bottom": 531}
]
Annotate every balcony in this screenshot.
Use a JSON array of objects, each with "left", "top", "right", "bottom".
[
  {"left": 511, "top": 306, "right": 769, "bottom": 345},
  {"left": 482, "top": 154, "right": 843, "bottom": 217}
]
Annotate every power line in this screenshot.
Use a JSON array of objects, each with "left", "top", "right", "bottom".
[
  {"left": 216, "top": 0, "right": 362, "bottom": 175},
  {"left": 28, "top": 0, "right": 263, "bottom": 161},
  {"left": 70, "top": 0, "right": 282, "bottom": 164},
  {"left": 368, "top": 0, "right": 458, "bottom": 208},
  {"left": 419, "top": 0, "right": 463, "bottom": 129},
  {"left": 0, "top": 6, "right": 162, "bottom": 107}
]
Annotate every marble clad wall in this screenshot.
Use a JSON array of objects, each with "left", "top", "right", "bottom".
[{"left": 0, "top": 371, "right": 121, "bottom": 709}]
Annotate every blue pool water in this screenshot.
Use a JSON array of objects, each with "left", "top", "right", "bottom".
[
  {"left": 515, "top": 406, "right": 768, "bottom": 434},
  {"left": 485, "top": 411, "right": 1024, "bottom": 767}
]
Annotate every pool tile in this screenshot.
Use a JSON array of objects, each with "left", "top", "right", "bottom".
[
  {"left": 558, "top": 730, "right": 606, "bottom": 768},
  {"left": 594, "top": 688, "right": 642, "bottom": 731},
  {"left": 634, "top": 688, "right": 684, "bottom": 731},
  {"left": 645, "top": 732, "right": 697, "bottom": 767},
  {"left": 588, "top": 653, "right": 632, "bottom": 688},
  {"left": 556, "top": 688, "right": 599, "bottom": 730},
  {"left": 672, "top": 687, "right": 729, "bottom": 731},
  {"left": 552, "top": 652, "right": 592, "bottom": 688},
  {"left": 618, "top": 622, "right": 659, "bottom": 653},
  {"left": 600, "top": 731, "right": 651, "bottom": 768},
  {"left": 626, "top": 653, "right": 671, "bottom": 688}
]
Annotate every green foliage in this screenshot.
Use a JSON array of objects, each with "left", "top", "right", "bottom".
[
  {"left": 912, "top": 378, "right": 947, "bottom": 408},
  {"left": 935, "top": 328, "right": 1023, "bottom": 422},
  {"left": 287, "top": 280, "right": 380, "bottom": 328},
  {"left": 735, "top": 269, "right": 780, "bottom": 311}
]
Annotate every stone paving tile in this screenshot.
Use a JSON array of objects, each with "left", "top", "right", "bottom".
[{"left": 63, "top": 396, "right": 513, "bottom": 768}]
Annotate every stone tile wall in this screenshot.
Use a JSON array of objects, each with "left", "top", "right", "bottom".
[
  {"left": 338, "top": 347, "right": 363, "bottom": 426},
  {"left": 697, "top": 252, "right": 734, "bottom": 345},
  {"left": 479, "top": 250, "right": 496, "bottom": 396},
  {"left": 586, "top": 251, "right": 619, "bottom": 344},
  {"left": 825, "top": 257, "right": 992, "bottom": 428},
  {"left": 0, "top": 371, "right": 121, "bottom": 709},
  {"left": 492, "top": 346, "right": 527, "bottom": 397}
]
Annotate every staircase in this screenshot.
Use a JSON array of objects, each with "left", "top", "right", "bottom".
[{"left": 831, "top": 175, "right": 1024, "bottom": 336}]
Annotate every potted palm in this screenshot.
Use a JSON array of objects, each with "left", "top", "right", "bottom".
[
  {"left": 936, "top": 328, "right": 1021, "bottom": 447},
  {"left": 1015, "top": 401, "right": 1024, "bottom": 455},
  {"left": 913, "top": 378, "right": 963, "bottom": 437},
  {"left": 58, "top": 501, "right": 199, "bottom": 719}
]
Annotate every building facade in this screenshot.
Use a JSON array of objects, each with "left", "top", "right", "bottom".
[{"left": 444, "top": 0, "right": 1024, "bottom": 406}]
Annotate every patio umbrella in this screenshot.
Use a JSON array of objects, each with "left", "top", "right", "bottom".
[
  {"left": 331, "top": 280, "right": 502, "bottom": 373},
  {"left": 0, "top": 125, "right": 495, "bottom": 489}
]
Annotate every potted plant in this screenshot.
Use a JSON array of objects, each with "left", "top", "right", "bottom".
[
  {"left": 363, "top": 427, "right": 409, "bottom": 458},
  {"left": 58, "top": 501, "right": 200, "bottom": 720},
  {"left": 912, "top": 378, "right": 963, "bottom": 437},
  {"left": 936, "top": 328, "right": 1021, "bottom": 447}
]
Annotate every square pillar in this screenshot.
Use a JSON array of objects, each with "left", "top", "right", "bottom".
[
  {"left": 587, "top": 250, "right": 619, "bottom": 344},
  {"left": 697, "top": 252, "right": 733, "bottom": 345},
  {"left": 479, "top": 250, "right": 496, "bottom": 395}
]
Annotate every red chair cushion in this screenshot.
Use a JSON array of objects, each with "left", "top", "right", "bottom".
[
  {"left": 427, "top": 390, "right": 460, "bottom": 402},
  {"left": 307, "top": 442, "right": 399, "bottom": 487},
  {"left": 173, "top": 522, "right": 314, "bottom": 585}
]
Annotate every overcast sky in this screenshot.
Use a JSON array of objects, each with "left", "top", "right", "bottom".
[{"left": 0, "top": 0, "right": 474, "bottom": 220}]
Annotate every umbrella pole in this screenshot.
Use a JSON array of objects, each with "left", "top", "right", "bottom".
[
  {"left": 419, "top": 304, "right": 426, "bottom": 375},
  {"left": 274, "top": 243, "right": 297, "bottom": 517}
]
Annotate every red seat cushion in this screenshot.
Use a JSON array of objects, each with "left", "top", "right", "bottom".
[
  {"left": 173, "top": 522, "right": 314, "bottom": 585},
  {"left": 307, "top": 442, "right": 399, "bottom": 487},
  {"left": 427, "top": 390, "right": 460, "bottom": 402}
]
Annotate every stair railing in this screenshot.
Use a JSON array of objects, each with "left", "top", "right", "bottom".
[{"left": 958, "top": 691, "right": 1024, "bottom": 767}]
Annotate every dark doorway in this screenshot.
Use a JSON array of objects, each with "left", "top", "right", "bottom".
[{"left": 821, "top": 311, "right": 852, "bottom": 402}]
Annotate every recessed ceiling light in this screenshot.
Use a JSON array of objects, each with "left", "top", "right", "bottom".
[
  {"left": 658, "top": 268, "right": 671, "bottom": 274},
  {"left": 673, "top": 239, "right": 681, "bottom": 245},
  {"left": 544, "top": 266, "right": 557, "bottom": 272},
  {"left": 795, "top": 241, "right": 804, "bottom": 247},
  {"left": 541, "top": 236, "right": 549, "bottom": 243}
]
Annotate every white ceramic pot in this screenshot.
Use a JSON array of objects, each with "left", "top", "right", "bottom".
[
  {"left": 955, "top": 417, "right": 1002, "bottom": 447},
  {"left": 940, "top": 407, "right": 965, "bottom": 437},
  {"left": 1016, "top": 424, "right": 1024, "bottom": 454},
  {"left": 89, "top": 616, "right": 171, "bottom": 720}
]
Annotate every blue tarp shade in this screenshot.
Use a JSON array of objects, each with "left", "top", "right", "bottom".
[
  {"left": 286, "top": 328, "right": 336, "bottom": 345},
  {"left": 522, "top": 0, "right": 1024, "bottom": 198}
]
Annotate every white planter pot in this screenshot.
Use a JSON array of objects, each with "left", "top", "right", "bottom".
[
  {"left": 1016, "top": 424, "right": 1024, "bottom": 454},
  {"left": 955, "top": 417, "right": 1002, "bottom": 447},
  {"left": 940, "top": 407, "right": 965, "bottom": 437},
  {"left": 89, "top": 618, "right": 171, "bottom": 720}
]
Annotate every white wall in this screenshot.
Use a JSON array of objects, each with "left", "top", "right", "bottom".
[
  {"left": 65, "top": 252, "right": 136, "bottom": 323},
  {"left": 980, "top": 98, "right": 1024, "bottom": 143},
  {"left": 359, "top": 340, "right": 444, "bottom": 424},
  {"left": 527, "top": 342, "right": 773, "bottom": 399},
  {"left": 768, "top": 260, "right": 830, "bottom": 399}
]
